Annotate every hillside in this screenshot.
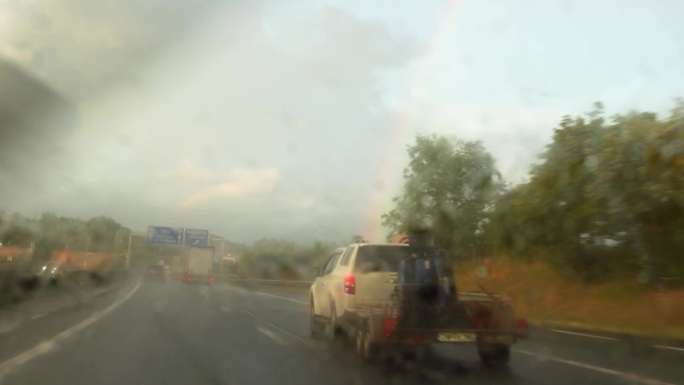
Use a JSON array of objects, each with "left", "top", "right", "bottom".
[{"left": 454, "top": 258, "right": 684, "bottom": 339}]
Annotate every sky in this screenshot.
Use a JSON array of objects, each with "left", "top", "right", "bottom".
[{"left": 1, "top": 0, "right": 683, "bottom": 244}]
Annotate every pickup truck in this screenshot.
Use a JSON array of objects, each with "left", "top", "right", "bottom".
[{"left": 309, "top": 242, "right": 527, "bottom": 366}]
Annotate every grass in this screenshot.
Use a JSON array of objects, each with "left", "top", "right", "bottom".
[{"left": 454, "top": 258, "right": 684, "bottom": 340}]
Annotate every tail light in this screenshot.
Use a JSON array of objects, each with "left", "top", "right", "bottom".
[
  {"left": 517, "top": 319, "right": 528, "bottom": 337},
  {"left": 383, "top": 318, "right": 396, "bottom": 337},
  {"left": 471, "top": 305, "right": 493, "bottom": 329},
  {"left": 344, "top": 275, "right": 355, "bottom": 295}
]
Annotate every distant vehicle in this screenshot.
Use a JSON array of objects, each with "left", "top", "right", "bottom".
[
  {"left": 36, "top": 261, "right": 64, "bottom": 286},
  {"left": 309, "top": 241, "right": 527, "bottom": 365},
  {"left": 221, "top": 256, "right": 239, "bottom": 279},
  {"left": 181, "top": 247, "right": 215, "bottom": 285},
  {"left": 143, "top": 264, "right": 166, "bottom": 283}
]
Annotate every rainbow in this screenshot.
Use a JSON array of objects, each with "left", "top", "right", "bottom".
[{"left": 362, "top": 0, "right": 465, "bottom": 242}]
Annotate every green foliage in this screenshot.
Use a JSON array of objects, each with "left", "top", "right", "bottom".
[
  {"left": 381, "top": 133, "right": 503, "bottom": 255},
  {"left": 0, "top": 211, "right": 131, "bottom": 260},
  {"left": 384, "top": 100, "right": 684, "bottom": 284},
  {"left": 238, "top": 238, "right": 337, "bottom": 279},
  {"left": 485, "top": 100, "right": 684, "bottom": 283}
]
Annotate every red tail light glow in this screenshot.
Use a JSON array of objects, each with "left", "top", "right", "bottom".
[
  {"left": 383, "top": 317, "right": 397, "bottom": 338},
  {"left": 344, "top": 275, "right": 356, "bottom": 295},
  {"left": 383, "top": 318, "right": 396, "bottom": 331},
  {"left": 517, "top": 319, "right": 528, "bottom": 336}
]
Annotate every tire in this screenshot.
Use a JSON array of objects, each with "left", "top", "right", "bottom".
[
  {"left": 403, "top": 345, "right": 429, "bottom": 362},
  {"left": 310, "top": 301, "right": 325, "bottom": 339},
  {"left": 356, "top": 328, "right": 378, "bottom": 362},
  {"left": 328, "top": 304, "right": 340, "bottom": 341},
  {"left": 479, "top": 344, "right": 510, "bottom": 368}
]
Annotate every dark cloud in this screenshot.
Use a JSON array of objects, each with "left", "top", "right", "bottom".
[
  {"left": 1, "top": 0, "right": 237, "bottom": 100},
  {"left": 0, "top": 2, "right": 419, "bottom": 243}
]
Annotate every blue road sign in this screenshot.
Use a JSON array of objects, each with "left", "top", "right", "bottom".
[
  {"left": 147, "top": 226, "right": 184, "bottom": 245},
  {"left": 184, "top": 228, "right": 209, "bottom": 247}
]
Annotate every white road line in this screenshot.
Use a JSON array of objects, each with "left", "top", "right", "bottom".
[
  {"left": 551, "top": 329, "right": 619, "bottom": 341},
  {"left": 252, "top": 291, "right": 309, "bottom": 305},
  {"left": 240, "top": 308, "right": 308, "bottom": 344},
  {"left": 515, "top": 349, "right": 676, "bottom": 385},
  {"left": 0, "top": 281, "right": 141, "bottom": 379},
  {"left": 652, "top": 345, "right": 684, "bottom": 353},
  {"left": 256, "top": 326, "right": 288, "bottom": 346}
]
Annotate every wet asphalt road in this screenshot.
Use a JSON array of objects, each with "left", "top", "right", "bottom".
[{"left": 0, "top": 278, "right": 681, "bottom": 385}]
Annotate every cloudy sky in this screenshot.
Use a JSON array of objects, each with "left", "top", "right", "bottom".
[{"left": 1, "top": 0, "right": 683, "bottom": 243}]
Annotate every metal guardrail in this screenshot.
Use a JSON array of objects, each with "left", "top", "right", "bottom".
[{"left": 223, "top": 278, "right": 314, "bottom": 290}]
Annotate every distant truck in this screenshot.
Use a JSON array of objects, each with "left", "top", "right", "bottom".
[
  {"left": 49, "top": 251, "right": 116, "bottom": 285},
  {"left": 221, "top": 255, "right": 239, "bottom": 279},
  {"left": 181, "top": 247, "right": 215, "bottom": 284}
]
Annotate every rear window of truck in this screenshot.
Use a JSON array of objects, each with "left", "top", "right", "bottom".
[{"left": 353, "top": 246, "right": 410, "bottom": 273}]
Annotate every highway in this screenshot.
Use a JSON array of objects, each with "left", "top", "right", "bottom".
[{"left": 0, "top": 278, "right": 681, "bottom": 385}]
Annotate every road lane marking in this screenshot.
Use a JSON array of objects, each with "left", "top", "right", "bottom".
[
  {"left": 0, "top": 281, "right": 141, "bottom": 380},
  {"left": 550, "top": 329, "right": 619, "bottom": 341},
  {"left": 515, "top": 348, "right": 675, "bottom": 385},
  {"left": 256, "top": 326, "right": 288, "bottom": 345},
  {"left": 652, "top": 345, "right": 684, "bottom": 353},
  {"left": 240, "top": 308, "right": 308, "bottom": 344},
  {"left": 252, "top": 291, "right": 308, "bottom": 305}
]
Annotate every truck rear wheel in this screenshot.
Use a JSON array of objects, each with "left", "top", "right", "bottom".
[
  {"left": 328, "top": 305, "right": 342, "bottom": 341},
  {"left": 355, "top": 328, "right": 378, "bottom": 362},
  {"left": 478, "top": 343, "right": 510, "bottom": 368},
  {"left": 310, "top": 302, "right": 325, "bottom": 339}
]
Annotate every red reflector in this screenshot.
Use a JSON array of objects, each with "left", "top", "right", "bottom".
[
  {"left": 385, "top": 332, "right": 391, "bottom": 338},
  {"left": 209, "top": 277, "right": 215, "bottom": 282},
  {"left": 518, "top": 319, "right": 528, "bottom": 332},
  {"left": 383, "top": 318, "right": 396, "bottom": 331},
  {"left": 344, "top": 275, "right": 356, "bottom": 295}
]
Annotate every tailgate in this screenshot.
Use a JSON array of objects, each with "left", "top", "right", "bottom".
[{"left": 354, "top": 271, "right": 398, "bottom": 308}]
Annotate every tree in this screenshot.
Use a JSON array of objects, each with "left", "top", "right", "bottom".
[
  {"left": 492, "top": 100, "right": 684, "bottom": 283},
  {"left": 382, "top": 134, "right": 503, "bottom": 255},
  {"left": 86, "top": 216, "right": 128, "bottom": 252}
]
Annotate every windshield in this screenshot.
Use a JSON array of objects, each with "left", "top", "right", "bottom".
[{"left": 0, "top": 2, "right": 682, "bottom": 385}]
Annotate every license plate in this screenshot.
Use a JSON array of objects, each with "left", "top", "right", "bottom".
[{"left": 437, "top": 332, "right": 476, "bottom": 342}]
